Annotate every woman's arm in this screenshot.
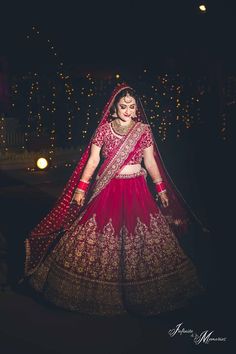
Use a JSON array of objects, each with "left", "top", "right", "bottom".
[
  {"left": 143, "top": 145, "right": 162, "bottom": 181},
  {"left": 80, "top": 143, "right": 101, "bottom": 182},
  {"left": 73, "top": 143, "right": 101, "bottom": 206},
  {"left": 143, "top": 145, "right": 169, "bottom": 207}
]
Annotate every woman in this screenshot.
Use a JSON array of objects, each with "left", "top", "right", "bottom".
[{"left": 24, "top": 83, "right": 205, "bottom": 316}]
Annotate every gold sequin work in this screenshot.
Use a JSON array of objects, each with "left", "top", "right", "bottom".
[{"left": 29, "top": 212, "right": 204, "bottom": 316}]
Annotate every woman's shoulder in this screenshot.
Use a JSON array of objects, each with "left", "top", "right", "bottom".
[
  {"left": 139, "top": 122, "right": 152, "bottom": 132},
  {"left": 138, "top": 123, "right": 154, "bottom": 148},
  {"left": 96, "top": 121, "right": 110, "bottom": 132},
  {"left": 139, "top": 122, "right": 149, "bottom": 127}
]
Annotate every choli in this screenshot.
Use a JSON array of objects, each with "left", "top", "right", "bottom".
[{"left": 91, "top": 122, "right": 154, "bottom": 165}]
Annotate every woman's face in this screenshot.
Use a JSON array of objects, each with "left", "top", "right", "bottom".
[{"left": 116, "top": 94, "right": 137, "bottom": 122}]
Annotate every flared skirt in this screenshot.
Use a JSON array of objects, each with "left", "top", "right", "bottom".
[{"left": 29, "top": 171, "right": 204, "bottom": 316}]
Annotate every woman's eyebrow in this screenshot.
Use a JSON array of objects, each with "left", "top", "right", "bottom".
[
  {"left": 119, "top": 103, "right": 135, "bottom": 107},
  {"left": 120, "top": 103, "right": 135, "bottom": 106}
]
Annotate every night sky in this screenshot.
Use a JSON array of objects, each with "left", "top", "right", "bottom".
[{"left": 0, "top": 0, "right": 235, "bottom": 74}]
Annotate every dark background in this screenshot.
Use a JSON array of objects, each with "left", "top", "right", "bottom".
[
  {"left": 0, "top": 0, "right": 235, "bottom": 74},
  {"left": 0, "top": 1, "right": 235, "bottom": 353}
]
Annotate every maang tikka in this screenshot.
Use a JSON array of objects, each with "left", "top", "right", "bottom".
[{"left": 124, "top": 93, "right": 133, "bottom": 104}]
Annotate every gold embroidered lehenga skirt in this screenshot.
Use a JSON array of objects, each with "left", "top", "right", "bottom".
[{"left": 29, "top": 170, "right": 204, "bottom": 316}]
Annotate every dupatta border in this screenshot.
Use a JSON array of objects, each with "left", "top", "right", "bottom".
[{"left": 88, "top": 122, "right": 146, "bottom": 203}]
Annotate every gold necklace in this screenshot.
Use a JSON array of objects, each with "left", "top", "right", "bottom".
[{"left": 111, "top": 119, "right": 135, "bottom": 136}]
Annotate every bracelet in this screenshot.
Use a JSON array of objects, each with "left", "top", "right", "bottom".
[
  {"left": 158, "top": 189, "right": 167, "bottom": 195},
  {"left": 77, "top": 179, "right": 90, "bottom": 192},
  {"left": 75, "top": 189, "right": 85, "bottom": 194},
  {"left": 155, "top": 181, "right": 166, "bottom": 194}
]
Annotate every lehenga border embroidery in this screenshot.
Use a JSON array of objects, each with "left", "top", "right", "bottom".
[{"left": 52, "top": 257, "right": 194, "bottom": 286}]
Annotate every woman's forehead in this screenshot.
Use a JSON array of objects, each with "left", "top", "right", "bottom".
[{"left": 118, "top": 96, "right": 136, "bottom": 105}]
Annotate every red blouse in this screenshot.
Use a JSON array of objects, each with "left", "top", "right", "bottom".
[{"left": 91, "top": 122, "right": 154, "bottom": 165}]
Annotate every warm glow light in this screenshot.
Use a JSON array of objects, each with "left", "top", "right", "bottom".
[
  {"left": 199, "top": 4, "right": 207, "bottom": 12},
  {"left": 115, "top": 74, "right": 120, "bottom": 79},
  {"left": 36, "top": 157, "right": 48, "bottom": 169}
]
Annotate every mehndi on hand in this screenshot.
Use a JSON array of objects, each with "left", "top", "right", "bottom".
[{"left": 159, "top": 191, "right": 169, "bottom": 208}]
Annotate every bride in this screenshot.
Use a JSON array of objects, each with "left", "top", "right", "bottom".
[{"left": 23, "top": 83, "right": 205, "bottom": 316}]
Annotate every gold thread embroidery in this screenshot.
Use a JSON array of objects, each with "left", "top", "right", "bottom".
[{"left": 29, "top": 213, "right": 204, "bottom": 316}]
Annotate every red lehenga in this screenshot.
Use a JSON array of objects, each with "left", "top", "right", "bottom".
[{"left": 24, "top": 83, "right": 205, "bottom": 316}]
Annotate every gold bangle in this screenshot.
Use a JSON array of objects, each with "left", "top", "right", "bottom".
[
  {"left": 158, "top": 189, "right": 167, "bottom": 195},
  {"left": 75, "top": 189, "right": 85, "bottom": 194}
]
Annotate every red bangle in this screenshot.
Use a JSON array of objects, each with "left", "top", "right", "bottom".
[
  {"left": 77, "top": 180, "right": 89, "bottom": 192},
  {"left": 155, "top": 181, "right": 166, "bottom": 193}
]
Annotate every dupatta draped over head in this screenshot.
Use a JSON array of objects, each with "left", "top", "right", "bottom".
[{"left": 24, "top": 83, "right": 205, "bottom": 276}]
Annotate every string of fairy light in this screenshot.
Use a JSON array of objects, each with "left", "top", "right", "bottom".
[
  {"left": 0, "top": 116, "right": 7, "bottom": 151},
  {"left": 81, "top": 73, "right": 96, "bottom": 139},
  {"left": 6, "top": 22, "right": 232, "bottom": 166},
  {"left": 4, "top": 2, "right": 235, "bottom": 171},
  {"left": 220, "top": 75, "right": 236, "bottom": 141},
  {"left": 11, "top": 24, "right": 211, "bottom": 151},
  {"left": 48, "top": 84, "right": 56, "bottom": 164},
  {"left": 10, "top": 71, "right": 229, "bottom": 150},
  {"left": 139, "top": 71, "right": 202, "bottom": 141},
  {"left": 9, "top": 69, "right": 232, "bottom": 152},
  {"left": 17, "top": 25, "right": 102, "bottom": 170},
  {"left": 25, "top": 73, "right": 38, "bottom": 147},
  {"left": 27, "top": 26, "right": 83, "bottom": 149}
]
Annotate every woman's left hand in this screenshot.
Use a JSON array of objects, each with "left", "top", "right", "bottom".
[{"left": 159, "top": 191, "right": 169, "bottom": 208}]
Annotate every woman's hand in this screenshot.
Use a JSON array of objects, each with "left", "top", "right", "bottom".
[
  {"left": 159, "top": 191, "right": 169, "bottom": 208},
  {"left": 73, "top": 190, "right": 85, "bottom": 207}
]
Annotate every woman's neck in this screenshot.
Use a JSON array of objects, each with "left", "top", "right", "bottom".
[{"left": 116, "top": 117, "right": 132, "bottom": 126}]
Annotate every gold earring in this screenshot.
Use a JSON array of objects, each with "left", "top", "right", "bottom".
[{"left": 111, "top": 110, "right": 118, "bottom": 117}]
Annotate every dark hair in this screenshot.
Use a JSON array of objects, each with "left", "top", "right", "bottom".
[{"left": 110, "top": 88, "right": 139, "bottom": 116}]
